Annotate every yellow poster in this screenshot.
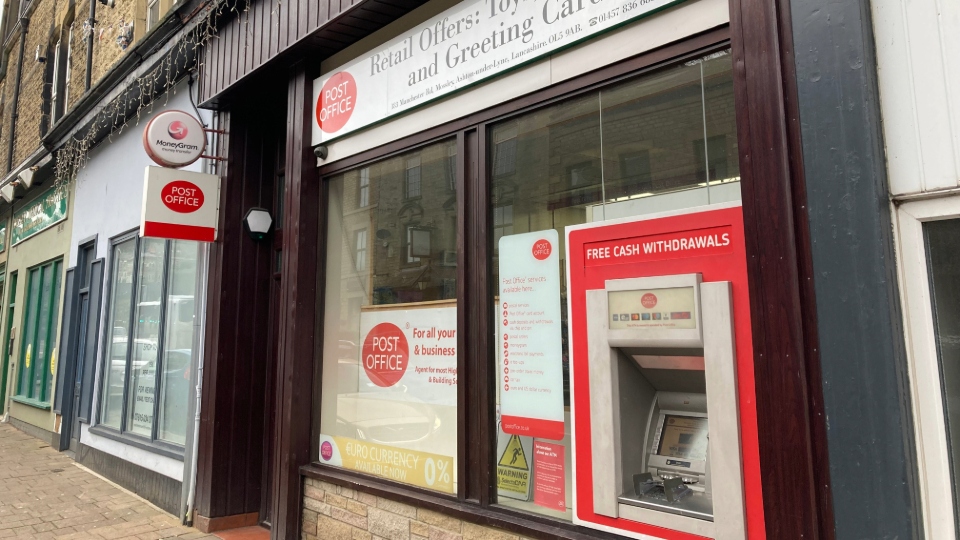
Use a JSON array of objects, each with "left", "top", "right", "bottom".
[
  {"left": 50, "top": 348, "right": 57, "bottom": 375},
  {"left": 318, "top": 435, "right": 455, "bottom": 494},
  {"left": 25, "top": 344, "right": 32, "bottom": 368}
]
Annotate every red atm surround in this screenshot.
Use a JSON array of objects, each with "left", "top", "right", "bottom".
[{"left": 566, "top": 204, "right": 765, "bottom": 540}]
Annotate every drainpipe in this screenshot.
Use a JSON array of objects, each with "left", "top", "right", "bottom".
[
  {"left": 85, "top": 0, "right": 95, "bottom": 90},
  {"left": 6, "top": 18, "right": 28, "bottom": 172}
]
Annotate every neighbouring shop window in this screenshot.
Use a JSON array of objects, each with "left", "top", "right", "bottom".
[
  {"left": 99, "top": 234, "right": 200, "bottom": 447},
  {"left": 318, "top": 139, "right": 459, "bottom": 494},
  {"left": 15, "top": 259, "right": 64, "bottom": 405},
  {"left": 924, "top": 219, "right": 960, "bottom": 536},
  {"left": 490, "top": 50, "right": 737, "bottom": 520}
]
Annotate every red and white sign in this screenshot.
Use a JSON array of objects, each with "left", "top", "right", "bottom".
[
  {"left": 358, "top": 303, "right": 457, "bottom": 406},
  {"left": 498, "top": 230, "right": 565, "bottom": 441},
  {"left": 533, "top": 441, "right": 566, "bottom": 512},
  {"left": 143, "top": 110, "right": 207, "bottom": 168},
  {"left": 141, "top": 166, "right": 220, "bottom": 242},
  {"left": 566, "top": 204, "right": 766, "bottom": 539}
]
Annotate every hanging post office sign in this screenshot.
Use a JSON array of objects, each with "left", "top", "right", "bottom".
[
  {"left": 311, "top": 0, "right": 688, "bottom": 144},
  {"left": 141, "top": 166, "right": 220, "bottom": 242},
  {"left": 11, "top": 187, "right": 68, "bottom": 246}
]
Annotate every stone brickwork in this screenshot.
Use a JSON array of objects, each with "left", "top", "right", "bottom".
[
  {"left": 302, "top": 478, "right": 539, "bottom": 540},
  {"left": 13, "top": 0, "right": 56, "bottom": 167}
]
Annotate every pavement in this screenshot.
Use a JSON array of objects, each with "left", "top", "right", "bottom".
[{"left": 0, "top": 422, "right": 217, "bottom": 539}]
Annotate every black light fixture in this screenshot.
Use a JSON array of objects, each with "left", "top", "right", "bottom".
[{"left": 243, "top": 207, "right": 273, "bottom": 241}]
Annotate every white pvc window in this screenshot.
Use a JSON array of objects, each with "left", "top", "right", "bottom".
[{"left": 896, "top": 194, "right": 960, "bottom": 540}]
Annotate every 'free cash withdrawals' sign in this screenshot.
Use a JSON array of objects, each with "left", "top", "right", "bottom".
[
  {"left": 12, "top": 187, "right": 67, "bottom": 246},
  {"left": 311, "top": 0, "right": 689, "bottom": 144}
]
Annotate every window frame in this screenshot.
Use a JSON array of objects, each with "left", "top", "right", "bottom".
[
  {"left": 91, "top": 229, "right": 196, "bottom": 459},
  {"left": 308, "top": 31, "right": 734, "bottom": 535},
  {"left": 13, "top": 257, "right": 63, "bottom": 408},
  {"left": 894, "top": 194, "right": 960, "bottom": 540}
]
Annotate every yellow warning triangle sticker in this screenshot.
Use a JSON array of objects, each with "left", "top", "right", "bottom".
[{"left": 498, "top": 435, "right": 529, "bottom": 470}]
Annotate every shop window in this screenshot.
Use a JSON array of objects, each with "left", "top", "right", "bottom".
[
  {"left": 694, "top": 135, "right": 729, "bottom": 183},
  {"left": 98, "top": 234, "right": 200, "bottom": 447},
  {"left": 354, "top": 229, "right": 368, "bottom": 272},
  {"left": 313, "top": 50, "right": 738, "bottom": 517},
  {"left": 492, "top": 123, "right": 518, "bottom": 178},
  {"left": 488, "top": 50, "right": 737, "bottom": 520},
  {"left": 14, "top": 259, "right": 63, "bottom": 405},
  {"left": 318, "top": 139, "right": 458, "bottom": 493},
  {"left": 358, "top": 168, "right": 370, "bottom": 208},
  {"left": 404, "top": 156, "right": 421, "bottom": 199}
]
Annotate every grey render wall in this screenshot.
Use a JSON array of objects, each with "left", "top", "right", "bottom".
[{"left": 789, "top": 0, "right": 922, "bottom": 538}]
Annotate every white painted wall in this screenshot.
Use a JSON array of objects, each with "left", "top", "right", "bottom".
[
  {"left": 68, "top": 80, "right": 212, "bottom": 481},
  {"left": 70, "top": 82, "right": 212, "bottom": 264},
  {"left": 872, "top": 0, "right": 960, "bottom": 197}
]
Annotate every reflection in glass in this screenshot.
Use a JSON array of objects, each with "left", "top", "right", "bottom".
[
  {"left": 489, "top": 51, "right": 738, "bottom": 520},
  {"left": 125, "top": 238, "right": 165, "bottom": 437},
  {"left": 925, "top": 219, "right": 960, "bottom": 538},
  {"left": 158, "top": 240, "right": 199, "bottom": 444},
  {"left": 319, "top": 140, "right": 459, "bottom": 493},
  {"left": 101, "top": 239, "right": 137, "bottom": 428}
]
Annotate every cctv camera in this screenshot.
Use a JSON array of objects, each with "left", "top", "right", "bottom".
[{"left": 313, "top": 146, "right": 328, "bottom": 160}]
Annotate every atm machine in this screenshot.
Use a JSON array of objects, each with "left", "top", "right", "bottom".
[{"left": 582, "top": 273, "right": 746, "bottom": 540}]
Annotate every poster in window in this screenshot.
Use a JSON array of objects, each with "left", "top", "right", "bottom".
[{"left": 357, "top": 302, "right": 457, "bottom": 406}]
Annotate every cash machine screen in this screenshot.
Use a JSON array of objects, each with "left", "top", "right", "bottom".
[{"left": 657, "top": 415, "right": 709, "bottom": 461}]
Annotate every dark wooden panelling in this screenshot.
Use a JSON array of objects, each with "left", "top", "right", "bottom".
[
  {"left": 267, "top": 60, "right": 321, "bottom": 540},
  {"left": 727, "top": 0, "right": 833, "bottom": 536},
  {"left": 195, "top": 95, "right": 286, "bottom": 521},
  {"left": 77, "top": 443, "right": 182, "bottom": 515},
  {"left": 199, "top": 0, "right": 429, "bottom": 107}
]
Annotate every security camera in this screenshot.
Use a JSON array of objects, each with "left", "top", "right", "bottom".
[{"left": 313, "top": 146, "right": 328, "bottom": 160}]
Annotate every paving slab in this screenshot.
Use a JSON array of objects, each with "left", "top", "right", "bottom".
[{"left": 0, "top": 423, "right": 216, "bottom": 539}]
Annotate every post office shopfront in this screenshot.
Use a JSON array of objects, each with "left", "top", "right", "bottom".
[{"left": 193, "top": 0, "right": 915, "bottom": 536}]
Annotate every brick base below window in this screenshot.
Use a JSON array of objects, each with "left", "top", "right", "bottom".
[{"left": 302, "top": 478, "right": 535, "bottom": 540}]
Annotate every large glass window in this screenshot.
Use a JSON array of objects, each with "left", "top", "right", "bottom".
[
  {"left": 14, "top": 259, "right": 63, "bottom": 405},
  {"left": 488, "top": 51, "right": 737, "bottom": 520},
  {"left": 318, "top": 140, "right": 459, "bottom": 494},
  {"left": 99, "top": 234, "right": 200, "bottom": 447},
  {"left": 313, "top": 50, "right": 737, "bottom": 518}
]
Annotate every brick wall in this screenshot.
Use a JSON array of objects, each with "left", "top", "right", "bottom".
[
  {"left": 303, "top": 478, "right": 537, "bottom": 540},
  {"left": 13, "top": 0, "right": 56, "bottom": 167},
  {"left": 89, "top": 0, "right": 137, "bottom": 85}
]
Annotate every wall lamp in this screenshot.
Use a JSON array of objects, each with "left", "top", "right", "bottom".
[
  {"left": 0, "top": 183, "right": 15, "bottom": 203},
  {"left": 18, "top": 168, "right": 35, "bottom": 189},
  {"left": 243, "top": 208, "right": 273, "bottom": 241}
]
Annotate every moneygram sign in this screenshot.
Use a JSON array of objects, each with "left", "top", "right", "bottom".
[
  {"left": 143, "top": 110, "right": 207, "bottom": 168},
  {"left": 311, "top": 0, "right": 688, "bottom": 144}
]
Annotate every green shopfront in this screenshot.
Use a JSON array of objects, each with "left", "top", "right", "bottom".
[{"left": 2, "top": 182, "right": 73, "bottom": 444}]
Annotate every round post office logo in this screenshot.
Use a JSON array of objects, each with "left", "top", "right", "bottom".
[
  {"left": 143, "top": 110, "right": 207, "bottom": 168},
  {"left": 316, "top": 71, "right": 357, "bottom": 134}
]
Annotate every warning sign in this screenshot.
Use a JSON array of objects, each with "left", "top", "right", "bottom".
[{"left": 496, "top": 433, "right": 532, "bottom": 500}]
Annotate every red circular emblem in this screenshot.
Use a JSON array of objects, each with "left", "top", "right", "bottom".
[
  {"left": 361, "top": 323, "right": 408, "bottom": 387},
  {"left": 532, "top": 239, "right": 552, "bottom": 260},
  {"left": 168, "top": 121, "right": 188, "bottom": 140},
  {"left": 317, "top": 72, "right": 357, "bottom": 134},
  {"left": 161, "top": 180, "right": 204, "bottom": 213},
  {"left": 641, "top": 293, "right": 658, "bottom": 309}
]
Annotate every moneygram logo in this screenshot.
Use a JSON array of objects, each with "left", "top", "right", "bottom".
[{"left": 167, "top": 121, "right": 188, "bottom": 140}]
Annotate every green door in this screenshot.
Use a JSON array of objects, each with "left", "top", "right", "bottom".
[
  {"left": 14, "top": 260, "right": 62, "bottom": 406},
  {"left": 0, "top": 272, "right": 12, "bottom": 410}
]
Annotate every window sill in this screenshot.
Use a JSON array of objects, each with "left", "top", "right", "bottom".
[
  {"left": 11, "top": 396, "right": 51, "bottom": 410},
  {"left": 88, "top": 425, "right": 185, "bottom": 461},
  {"left": 300, "top": 464, "right": 621, "bottom": 540}
]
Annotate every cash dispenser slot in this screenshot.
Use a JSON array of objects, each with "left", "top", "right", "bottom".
[{"left": 585, "top": 274, "right": 746, "bottom": 540}]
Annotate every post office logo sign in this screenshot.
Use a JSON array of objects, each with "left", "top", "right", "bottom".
[{"left": 143, "top": 110, "right": 206, "bottom": 168}]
